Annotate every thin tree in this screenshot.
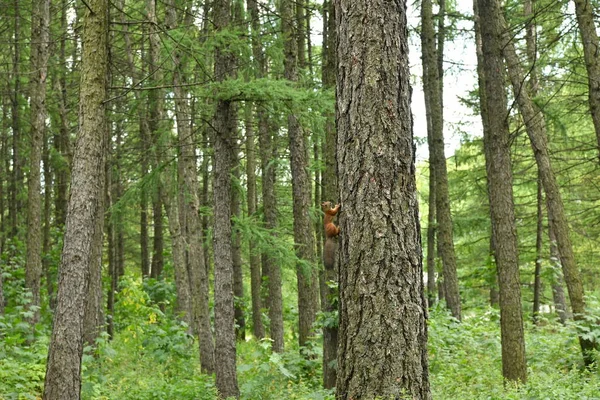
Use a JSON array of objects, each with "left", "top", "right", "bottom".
[
  {"left": 321, "top": 0, "right": 338, "bottom": 389},
  {"left": 421, "top": 0, "right": 461, "bottom": 320},
  {"left": 43, "top": 0, "right": 108, "bottom": 396},
  {"left": 572, "top": 0, "right": 600, "bottom": 159},
  {"left": 212, "top": 0, "right": 240, "bottom": 396},
  {"left": 499, "top": 10, "right": 598, "bottom": 365},
  {"left": 334, "top": 0, "right": 431, "bottom": 397},
  {"left": 476, "top": 0, "right": 527, "bottom": 383},
  {"left": 281, "top": 0, "right": 319, "bottom": 349},
  {"left": 25, "top": 0, "right": 50, "bottom": 325}
]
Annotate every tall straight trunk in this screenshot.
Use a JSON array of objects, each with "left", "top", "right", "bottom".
[
  {"left": 321, "top": 0, "right": 338, "bottom": 389},
  {"left": 43, "top": 0, "right": 108, "bottom": 395},
  {"left": 335, "top": 0, "right": 431, "bottom": 398},
  {"left": 572, "top": 0, "right": 600, "bottom": 159},
  {"left": 213, "top": 0, "right": 240, "bottom": 397},
  {"left": 282, "top": 0, "right": 319, "bottom": 349},
  {"left": 26, "top": 0, "right": 51, "bottom": 325},
  {"left": 232, "top": 148, "right": 246, "bottom": 340},
  {"left": 532, "top": 174, "right": 543, "bottom": 324},
  {"left": 147, "top": 0, "right": 164, "bottom": 280},
  {"left": 245, "top": 105, "right": 264, "bottom": 339},
  {"left": 54, "top": 0, "right": 71, "bottom": 229},
  {"left": 426, "top": 162, "right": 437, "bottom": 307},
  {"left": 248, "top": 0, "right": 284, "bottom": 352},
  {"left": 166, "top": 0, "right": 215, "bottom": 373},
  {"left": 500, "top": 11, "right": 597, "bottom": 365},
  {"left": 476, "top": 0, "right": 527, "bottom": 383},
  {"left": 9, "top": 0, "right": 22, "bottom": 241},
  {"left": 421, "top": 0, "right": 461, "bottom": 320},
  {"left": 549, "top": 224, "right": 572, "bottom": 324},
  {"left": 296, "top": 0, "right": 306, "bottom": 70},
  {"left": 106, "top": 142, "right": 116, "bottom": 339},
  {"left": 43, "top": 123, "right": 54, "bottom": 310}
]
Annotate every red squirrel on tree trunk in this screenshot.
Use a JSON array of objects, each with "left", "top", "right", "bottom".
[{"left": 321, "top": 201, "right": 340, "bottom": 269}]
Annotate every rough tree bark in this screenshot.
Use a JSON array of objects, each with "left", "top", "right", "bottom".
[
  {"left": 213, "top": 0, "right": 240, "bottom": 396},
  {"left": 476, "top": 0, "right": 527, "bottom": 383},
  {"left": 43, "top": 0, "right": 108, "bottom": 396},
  {"left": 335, "top": 0, "right": 431, "bottom": 398},
  {"left": 421, "top": 0, "right": 461, "bottom": 320},
  {"left": 26, "top": 0, "right": 50, "bottom": 326}
]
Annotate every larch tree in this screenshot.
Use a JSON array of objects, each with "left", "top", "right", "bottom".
[
  {"left": 572, "top": 0, "right": 600, "bottom": 158},
  {"left": 334, "top": 0, "right": 431, "bottom": 398},
  {"left": 499, "top": 9, "right": 598, "bottom": 365},
  {"left": 421, "top": 0, "right": 461, "bottom": 320},
  {"left": 476, "top": 0, "right": 527, "bottom": 383},
  {"left": 281, "top": 0, "right": 319, "bottom": 350},
  {"left": 25, "top": 0, "right": 50, "bottom": 326},
  {"left": 42, "top": 0, "right": 108, "bottom": 396},
  {"left": 213, "top": 0, "right": 240, "bottom": 397}
]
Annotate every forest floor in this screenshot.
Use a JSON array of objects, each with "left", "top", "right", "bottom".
[{"left": 1, "top": 279, "right": 599, "bottom": 399}]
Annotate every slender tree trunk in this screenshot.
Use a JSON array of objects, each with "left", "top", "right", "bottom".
[
  {"left": 572, "top": 0, "right": 600, "bottom": 159},
  {"left": 426, "top": 165, "right": 437, "bottom": 307},
  {"left": 422, "top": 0, "right": 461, "bottom": 320},
  {"left": 213, "top": 0, "right": 240, "bottom": 396},
  {"left": 43, "top": 0, "right": 108, "bottom": 395},
  {"left": 232, "top": 148, "right": 246, "bottom": 340},
  {"left": 549, "top": 224, "right": 572, "bottom": 324},
  {"left": 500, "top": 11, "right": 597, "bottom": 366},
  {"left": 335, "top": 0, "right": 431, "bottom": 397},
  {"left": 248, "top": 0, "right": 284, "bottom": 352},
  {"left": 476, "top": 0, "right": 527, "bottom": 383},
  {"left": 282, "top": 0, "right": 318, "bottom": 349},
  {"left": 106, "top": 141, "right": 116, "bottom": 339},
  {"left": 321, "top": 0, "right": 338, "bottom": 389},
  {"left": 166, "top": 0, "right": 215, "bottom": 373},
  {"left": 245, "top": 104, "right": 265, "bottom": 339},
  {"left": 26, "top": 0, "right": 51, "bottom": 325},
  {"left": 532, "top": 174, "right": 543, "bottom": 324},
  {"left": 9, "top": 0, "right": 22, "bottom": 241}
]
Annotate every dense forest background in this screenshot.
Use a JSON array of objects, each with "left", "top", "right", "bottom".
[{"left": 1, "top": 0, "right": 600, "bottom": 398}]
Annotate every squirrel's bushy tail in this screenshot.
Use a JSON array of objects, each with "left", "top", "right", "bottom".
[{"left": 324, "top": 238, "right": 337, "bottom": 270}]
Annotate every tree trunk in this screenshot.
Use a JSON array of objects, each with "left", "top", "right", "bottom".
[
  {"left": 26, "top": 0, "right": 50, "bottom": 325},
  {"left": 421, "top": 0, "right": 461, "bottom": 320},
  {"left": 9, "top": 0, "right": 22, "bottom": 241},
  {"left": 476, "top": 0, "right": 527, "bottom": 383},
  {"left": 532, "top": 174, "right": 543, "bottom": 324},
  {"left": 166, "top": 0, "right": 215, "bottom": 373},
  {"left": 321, "top": 0, "right": 338, "bottom": 389},
  {"left": 245, "top": 104, "right": 265, "bottom": 339},
  {"left": 549, "top": 224, "right": 572, "bottom": 324},
  {"left": 43, "top": 0, "right": 108, "bottom": 396},
  {"left": 335, "top": 0, "right": 431, "bottom": 398},
  {"left": 426, "top": 165, "right": 437, "bottom": 307},
  {"left": 248, "top": 0, "right": 284, "bottom": 352},
  {"left": 500, "top": 10, "right": 597, "bottom": 366},
  {"left": 232, "top": 147, "right": 246, "bottom": 340},
  {"left": 572, "top": 0, "right": 600, "bottom": 159},
  {"left": 282, "top": 0, "right": 318, "bottom": 350}
]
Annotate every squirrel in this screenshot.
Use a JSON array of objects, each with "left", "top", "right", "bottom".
[{"left": 321, "top": 201, "right": 340, "bottom": 270}]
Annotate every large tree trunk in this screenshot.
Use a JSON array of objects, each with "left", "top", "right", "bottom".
[
  {"left": 321, "top": 0, "right": 338, "bottom": 389},
  {"left": 500, "top": 10, "right": 597, "bottom": 366},
  {"left": 281, "top": 0, "right": 319, "bottom": 350},
  {"left": 421, "top": 0, "right": 461, "bottom": 320},
  {"left": 476, "top": 0, "right": 527, "bottom": 383},
  {"left": 43, "top": 0, "right": 108, "bottom": 396},
  {"left": 26, "top": 0, "right": 51, "bottom": 326},
  {"left": 572, "top": 0, "right": 600, "bottom": 159},
  {"left": 334, "top": 1, "right": 431, "bottom": 398},
  {"left": 245, "top": 104, "right": 264, "bottom": 339},
  {"left": 248, "top": 0, "right": 284, "bottom": 352}
]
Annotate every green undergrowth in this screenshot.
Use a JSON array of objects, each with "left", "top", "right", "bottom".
[{"left": 1, "top": 276, "right": 599, "bottom": 399}]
